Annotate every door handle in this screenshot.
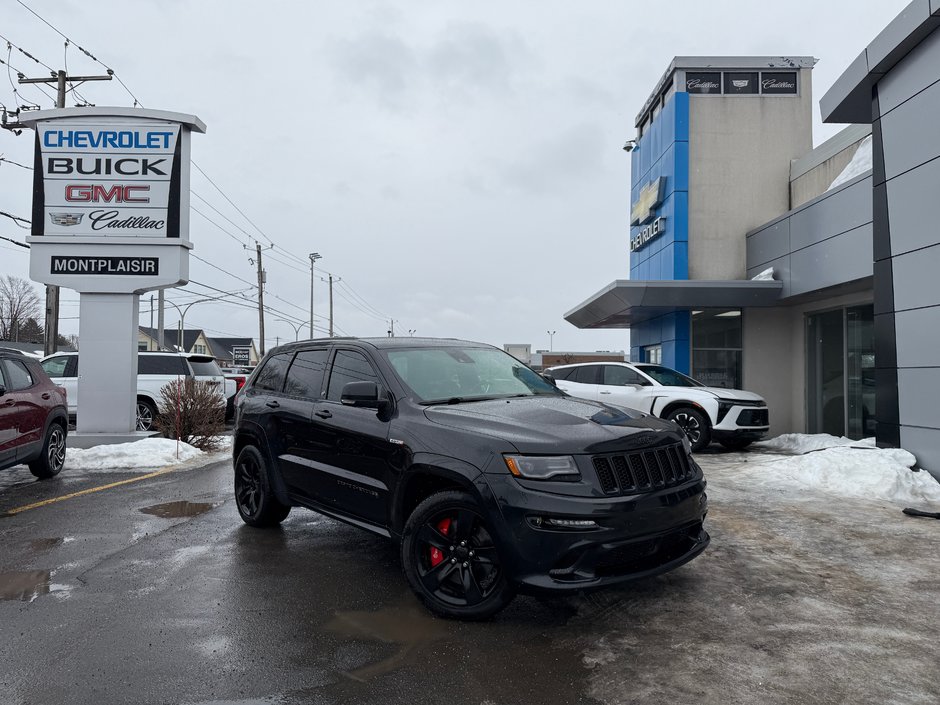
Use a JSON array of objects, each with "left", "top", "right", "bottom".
[
  {"left": 1, "top": 399, "right": 14, "bottom": 406},
  {"left": 41, "top": 393, "right": 51, "bottom": 400},
  {"left": 314, "top": 409, "right": 332, "bottom": 419},
  {"left": 599, "top": 391, "right": 611, "bottom": 395},
  {"left": 265, "top": 400, "right": 280, "bottom": 409}
]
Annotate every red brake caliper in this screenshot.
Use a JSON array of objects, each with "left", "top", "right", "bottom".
[{"left": 429, "top": 518, "right": 452, "bottom": 567}]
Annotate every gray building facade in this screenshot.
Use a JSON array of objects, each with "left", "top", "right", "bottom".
[
  {"left": 822, "top": 0, "right": 940, "bottom": 475},
  {"left": 565, "top": 2, "right": 940, "bottom": 477}
]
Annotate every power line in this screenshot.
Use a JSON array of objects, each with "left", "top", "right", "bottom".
[
  {"left": 0, "top": 233, "right": 29, "bottom": 248},
  {"left": 0, "top": 156, "right": 32, "bottom": 170},
  {"left": 14, "top": 0, "right": 141, "bottom": 107},
  {"left": 0, "top": 31, "right": 54, "bottom": 72},
  {"left": 336, "top": 279, "right": 389, "bottom": 319},
  {"left": 0, "top": 210, "right": 30, "bottom": 228}
]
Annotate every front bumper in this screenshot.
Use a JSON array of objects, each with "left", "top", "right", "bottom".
[{"left": 484, "top": 472, "right": 709, "bottom": 593}]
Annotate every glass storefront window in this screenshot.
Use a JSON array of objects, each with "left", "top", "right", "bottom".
[
  {"left": 692, "top": 309, "right": 742, "bottom": 389},
  {"left": 644, "top": 345, "right": 662, "bottom": 364},
  {"left": 806, "top": 304, "right": 874, "bottom": 440}
]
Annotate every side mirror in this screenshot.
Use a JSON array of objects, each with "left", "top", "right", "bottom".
[
  {"left": 341, "top": 380, "right": 388, "bottom": 410},
  {"left": 0, "top": 385, "right": 5, "bottom": 397}
]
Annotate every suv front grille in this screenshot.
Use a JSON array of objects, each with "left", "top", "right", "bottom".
[
  {"left": 736, "top": 408, "right": 769, "bottom": 426},
  {"left": 592, "top": 443, "right": 693, "bottom": 495}
]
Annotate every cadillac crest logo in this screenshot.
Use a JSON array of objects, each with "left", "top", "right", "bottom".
[{"left": 49, "top": 212, "right": 84, "bottom": 226}]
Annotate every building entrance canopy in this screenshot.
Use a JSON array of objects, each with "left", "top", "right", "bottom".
[{"left": 564, "top": 280, "right": 783, "bottom": 328}]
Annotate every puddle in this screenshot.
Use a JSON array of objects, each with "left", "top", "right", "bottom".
[
  {"left": 29, "top": 537, "right": 64, "bottom": 552},
  {"left": 325, "top": 603, "right": 451, "bottom": 681},
  {"left": 139, "top": 501, "right": 217, "bottom": 518},
  {"left": 0, "top": 570, "right": 51, "bottom": 601}
]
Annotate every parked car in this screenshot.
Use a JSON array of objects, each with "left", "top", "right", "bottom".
[
  {"left": 233, "top": 338, "right": 709, "bottom": 620},
  {"left": 544, "top": 361, "right": 769, "bottom": 452},
  {"left": 0, "top": 349, "right": 68, "bottom": 478},
  {"left": 40, "top": 352, "right": 230, "bottom": 431}
]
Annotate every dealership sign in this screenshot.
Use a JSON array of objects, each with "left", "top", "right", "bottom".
[
  {"left": 33, "top": 122, "right": 182, "bottom": 239},
  {"left": 630, "top": 176, "right": 667, "bottom": 252},
  {"left": 232, "top": 346, "right": 252, "bottom": 367},
  {"left": 24, "top": 108, "right": 205, "bottom": 294}
]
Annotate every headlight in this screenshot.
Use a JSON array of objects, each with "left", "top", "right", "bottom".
[{"left": 503, "top": 455, "right": 580, "bottom": 480}]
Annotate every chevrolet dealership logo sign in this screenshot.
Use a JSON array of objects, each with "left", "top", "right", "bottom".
[{"left": 630, "top": 176, "right": 665, "bottom": 226}]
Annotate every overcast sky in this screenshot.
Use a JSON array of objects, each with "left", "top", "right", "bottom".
[{"left": 0, "top": 0, "right": 911, "bottom": 353}]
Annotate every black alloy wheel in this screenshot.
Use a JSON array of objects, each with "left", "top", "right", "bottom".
[
  {"left": 136, "top": 398, "right": 157, "bottom": 432},
  {"left": 234, "top": 445, "right": 290, "bottom": 527},
  {"left": 29, "top": 422, "right": 66, "bottom": 479},
  {"left": 667, "top": 407, "right": 711, "bottom": 452},
  {"left": 402, "top": 490, "right": 515, "bottom": 620}
]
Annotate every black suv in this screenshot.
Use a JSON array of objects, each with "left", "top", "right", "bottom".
[{"left": 233, "top": 338, "right": 709, "bottom": 619}]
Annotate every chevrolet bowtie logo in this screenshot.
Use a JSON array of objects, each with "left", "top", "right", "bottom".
[{"left": 630, "top": 177, "right": 665, "bottom": 226}]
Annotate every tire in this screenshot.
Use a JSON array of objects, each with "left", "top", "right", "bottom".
[
  {"left": 28, "top": 421, "right": 67, "bottom": 479},
  {"left": 666, "top": 407, "right": 712, "bottom": 452},
  {"left": 719, "top": 438, "right": 753, "bottom": 451},
  {"left": 401, "top": 490, "right": 515, "bottom": 621},
  {"left": 234, "top": 445, "right": 290, "bottom": 527},
  {"left": 136, "top": 397, "right": 158, "bottom": 432}
]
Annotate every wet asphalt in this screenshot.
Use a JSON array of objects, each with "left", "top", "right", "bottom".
[
  {"left": 2, "top": 450, "right": 939, "bottom": 705},
  {"left": 0, "top": 458, "right": 601, "bottom": 705}
]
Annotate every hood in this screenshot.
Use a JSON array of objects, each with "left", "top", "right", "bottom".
[
  {"left": 697, "top": 386, "right": 764, "bottom": 403},
  {"left": 423, "top": 395, "right": 684, "bottom": 455}
]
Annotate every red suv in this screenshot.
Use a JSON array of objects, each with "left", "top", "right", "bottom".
[{"left": 0, "top": 351, "right": 69, "bottom": 479}]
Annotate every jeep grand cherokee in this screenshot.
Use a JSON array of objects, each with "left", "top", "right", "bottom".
[{"left": 233, "top": 338, "right": 709, "bottom": 620}]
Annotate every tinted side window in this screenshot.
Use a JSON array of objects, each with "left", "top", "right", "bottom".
[
  {"left": 2, "top": 358, "right": 34, "bottom": 390},
  {"left": 42, "top": 356, "right": 70, "bottom": 378},
  {"left": 549, "top": 368, "right": 574, "bottom": 381},
  {"left": 139, "top": 356, "right": 189, "bottom": 375},
  {"left": 284, "top": 349, "right": 329, "bottom": 399},
  {"left": 253, "top": 353, "right": 292, "bottom": 393},
  {"left": 572, "top": 365, "right": 601, "bottom": 384},
  {"left": 603, "top": 365, "right": 646, "bottom": 386},
  {"left": 326, "top": 350, "right": 379, "bottom": 402}
]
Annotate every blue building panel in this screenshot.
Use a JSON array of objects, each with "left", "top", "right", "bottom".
[{"left": 628, "top": 91, "right": 691, "bottom": 372}]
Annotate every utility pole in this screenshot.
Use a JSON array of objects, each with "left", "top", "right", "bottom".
[
  {"left": 388, "top": 319, "right": 396, "bottom": 338},
  {"left": 255, "top": 243, "right": 267, "bottom": 355},
  {"left": 309, "top": 252, "right": 321, "bottom": 339},
  {"left": 18, "top": 69, "right": 112, "bottom": 356},
  {"left": 328, "top": 274, "right": 335, "bottom": 337}
]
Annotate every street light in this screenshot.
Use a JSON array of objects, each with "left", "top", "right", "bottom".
[
  {"left": 309, "top": 252, "right": 322, "bottom": 339},
  {"left": 164, "top": 292, "right": 246, "bottom": 352},
  {"left": 408, "top": 329, "right": 417, "bottom": 337},
  {"left": 277, "top": 318, "right": 305, "bottom": 341},
  {"left": 547, "top": 330, "right": 556, "bottom": 351}
]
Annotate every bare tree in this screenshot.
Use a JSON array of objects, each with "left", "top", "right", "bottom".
[{"left": 0, "top": 276, "right": 41, "bottom": 342}]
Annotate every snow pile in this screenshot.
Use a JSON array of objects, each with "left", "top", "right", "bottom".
[
  {"left": 828, "top": 135, "right": 873, "bottom": 190},
  {"left": 750, "top": 267, "right": 775, "bottom": 281},
  {"left": 64, "top": 436, "right": 226, "bottom": 472},
  {"left": 754, "top": 433, "right": 868, "bottom": 454},
  {"left": 741, "top": 434, "right": 940, "bottom": 506}
]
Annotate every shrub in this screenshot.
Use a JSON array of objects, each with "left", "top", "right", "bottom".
[{"left": 155, "top": 378, "right": 225, "bottom": 451}]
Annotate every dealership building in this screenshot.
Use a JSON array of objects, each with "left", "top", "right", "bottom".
[{"left": 565, "top": 2, "right": 940, "bottom": 477}]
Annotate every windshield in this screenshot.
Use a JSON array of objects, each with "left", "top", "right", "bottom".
[
  {"left": 385, "top": 346, "right": 561, "bottom": 403},
  {"left": 634, "top": 364, "right": 704, "bottom": 388},
  {"left": 188, "top": 359, "right": 223, "bottom": 377}
]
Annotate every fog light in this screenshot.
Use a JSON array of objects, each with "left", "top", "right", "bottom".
[{"left": 530, "top": 516, "right": 599, "bottom": 530}]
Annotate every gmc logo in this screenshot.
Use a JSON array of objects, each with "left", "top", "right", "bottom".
[{"left": 64, "top": 184, "right": 151, "bottom": 204}]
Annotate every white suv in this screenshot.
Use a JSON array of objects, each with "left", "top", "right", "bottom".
[
  {"left": 40, "top": 352, "right": 231, "bottom": 432},
  {"left": 545, "top": 362, "right": 769, "bottom": 452}
]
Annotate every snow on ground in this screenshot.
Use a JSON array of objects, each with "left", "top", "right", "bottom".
[
  {"left": 734, "top": 433, "right": 940, "bottom": 506},
  {"left": 65, "top": 435, "right": 232, "bottom": 473}
]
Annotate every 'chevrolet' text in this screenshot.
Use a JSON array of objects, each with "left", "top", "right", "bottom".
[{"left": 43, "top": 130, "right": 175, "bottom": 149}]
